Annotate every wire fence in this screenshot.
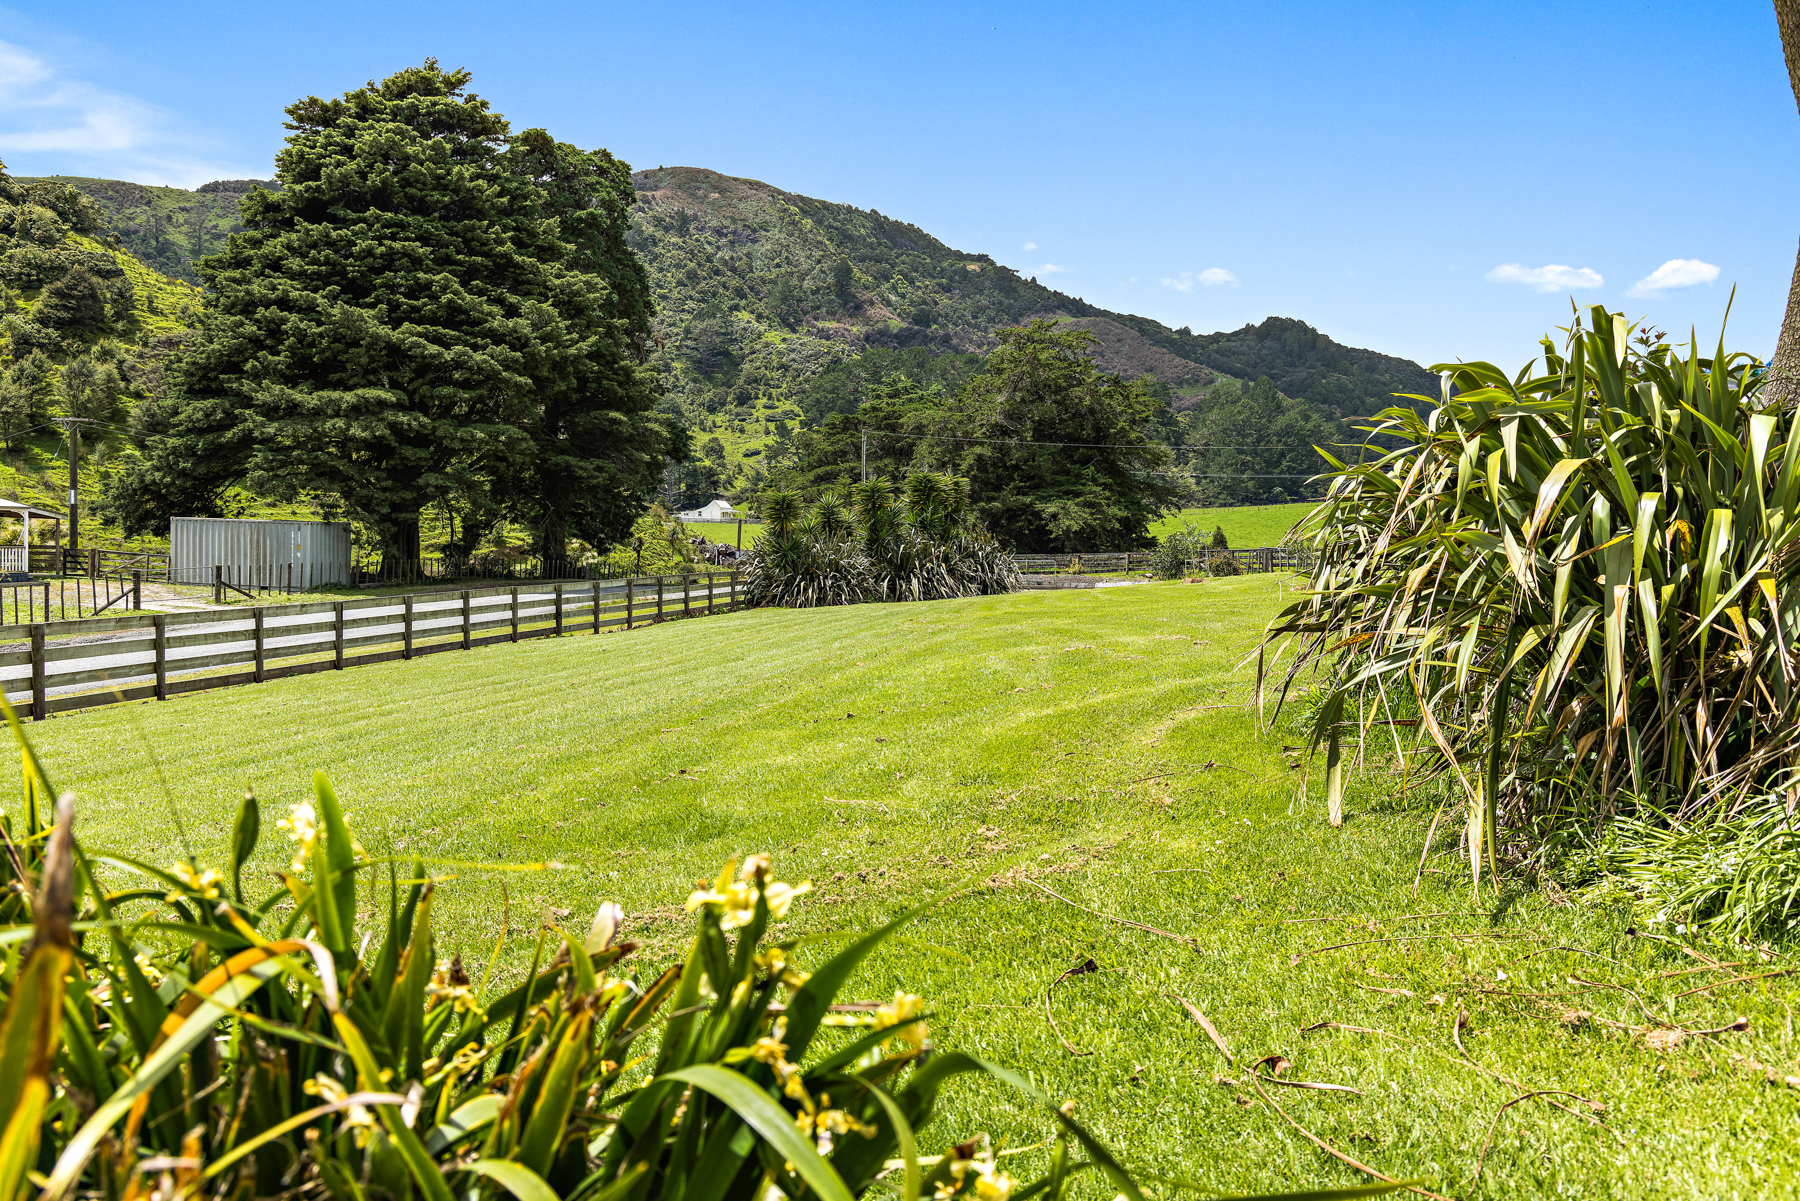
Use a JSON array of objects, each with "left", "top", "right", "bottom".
[{"left": 0, "top": 573, "right": 143, "bottom": 626}]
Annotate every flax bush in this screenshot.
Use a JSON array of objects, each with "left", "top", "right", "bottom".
[
  {"left": 742, "top": 474, "right": 1018, "bottom": 608},
  {"left": 1261, "top": 305, "right": 1800, "bottom": 936}
]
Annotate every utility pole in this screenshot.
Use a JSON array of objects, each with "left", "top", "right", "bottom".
[
  {"left": 56, "top": 418, "right": 94, "bottom": 556},
  {"left": 861, "top": 432, "right": 868, "bottom": 483}
]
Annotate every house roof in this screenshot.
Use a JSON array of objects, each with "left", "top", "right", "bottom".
[{"left": 0, "top": 501, "right": 63, "bottom": 520}]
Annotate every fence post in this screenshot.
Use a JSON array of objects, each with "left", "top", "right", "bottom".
[
  {"left": 132, "top": 569, "right": 142, "bottom": 611},
  {"left": 213, "top": 565, "right": 223, "bottom": 605},
  {"left": 461, "top": 590, "right": 472, "bottom": 649},
  {"left": 554, "top": 584, "right": 564, "bottom": 636},
  {"left": 88, "top": 548, "right": 98, "bottom": 579},
  {"left": 656, "top": 577, "right": 664, "bottom": 621},
  {"left": 403, "top": 594, "right": 414, "bottom": 660},
  {"left": 591, "top": 581, "right": 601, "bottom": 633},
  {"left": 510, "top": 587, "right": 519, "bottom": 642},
  {"left": 683, "top": 574, "right": 692, "bottom": 616},
  {"left": 29, "top": 623, "right": 45, "bottom": 722},
  {"left": 153, "top": 614, "right": 167, "bottom": 700},
  {"left": 253, "top": 607, "right": 265, "bottom": 683},
  {"left": 625, "top": 579, "right": 634, "bottom": 629},
  {"left": 333, "top": 601, "right": 345, "bottom": 669},
  {"left": 731, "top": 568, "right": 739, "bottom": 611},
  {"left": 288, "top": 563, "right": 294, "bottom": 594}
]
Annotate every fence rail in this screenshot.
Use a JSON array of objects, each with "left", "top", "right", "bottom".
[
  {"left": 6, "top": 571, "right": 740, "bottom": 721},
  {"left": 1010, "top": 547, "right": 1312, "bottom": 574}
]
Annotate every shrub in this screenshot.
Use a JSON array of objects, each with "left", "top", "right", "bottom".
[
  {"left": 1261, "top": 305, "right": 1800, "bottom": 897},
  {"left": 595, "top": 505, "right": 702, "bottom": 577},
  {"left": 1207, "top": 550, "right": 1242, "bottom": 576},
  {"left": 742, "top": 474, "right": 1019, "bottom": 608},
  {"left": 0, "top": 712, "right": 1377, "bottom": 1201},
  {"left": 1151, "top": 523, "right": 1207, "bottom": 578}
]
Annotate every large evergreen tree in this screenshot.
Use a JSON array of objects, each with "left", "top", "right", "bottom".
[
  {"left": 766, "top": 321, "right": 1179, "bottom": 550},
  {"left": 105, "top": 63, "right": 670, "bottom": 562}
]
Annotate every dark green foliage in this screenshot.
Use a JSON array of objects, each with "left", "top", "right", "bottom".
[
  {"left": 104, "top": 63, "right": 669, "bottom": 562},
  {"left": 768, "top": 322, "right": 1180, "bottom": 551},
  {"left": 0, "top": 351, "right": 54, "bottom": 444},
  {"left": 17, "top": 176, "right": 277, "bottom": 285},
  {"left": 743, "top": 473, "right": 1019, "bottom": 607},
  {"left": 1150, "top": 522, "right": 1207, "bottom": 578},
  {"left": 196, "top": 178, "right": 281, "bottom": 195},
  {"left": 1178, "top": 375, "right": 1342, "bottom": 505},
  {"left": 498, "top": 127, "right": 666, "bottom": 556},
  {"left": 1153, "top": 315, "right": 1440, "bottom": 419},
  {"left": 0, "top": 164, "right": 139, "bottom": 349},
  {"left": 56, "top": 354, "right": 125, "bottom": 423},
  {"left": 1211, "top": 524, "right": 1228, "bottom": 549},
  {"left": 795, "top": 347, "right": 983, "bottom": 426}
]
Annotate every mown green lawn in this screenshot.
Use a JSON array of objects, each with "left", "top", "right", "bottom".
[{"left": 33, "top": 580, "right": 1799, "bottom": 1199}]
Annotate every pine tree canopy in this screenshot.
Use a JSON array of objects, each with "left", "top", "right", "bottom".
[{"left": 104, "top": 61, "right": 671, "bottom": 561}]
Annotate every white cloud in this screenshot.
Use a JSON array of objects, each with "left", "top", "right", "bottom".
[
  {"left": 1628, "top": 258, "right": 1720, "bottom": 298},
  {"left": 1032, "top": 263, "right": 1066, "bottom": 275},
  {"left": 0, "top": 39, "right": 259, "bottom": 187},
  {"left": 1162, "top": 268, "right": 1236, "bottom": 292},
  {"left": 1022, "top": 241, "right": 1037, "bottom": 250},
  {"left": 1486, "top": 263, "right": 1604, "bottom": 293}
]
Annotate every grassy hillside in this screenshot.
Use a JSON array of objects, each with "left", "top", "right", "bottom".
[
  {"left": 31, "top": 581, "right": 1795, "bottom": 1197},
  {"left": 0, "top": 168, "right": 210, "bottom": 550},
  {"left": 17, "top": 175, "right": 278, "bottom": 286}
]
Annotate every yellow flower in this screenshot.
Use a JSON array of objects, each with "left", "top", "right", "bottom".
[
  {"left": 276, "top": 803, "right": 319, "bottom": 872},
  {"left": 166, "top": 862, "right": 223, "bottom": 903},
  {"left": 754, "top": 946, "right": 812, "bottom": 990},
  {"left": 686, "top": 856, "right": 812, "bottom": 931},
  {"left": 936, "top": 1136, "right": 1015, "bottom": 1201},
  {"left": 875, "top": 990, "right": 929, "bottom": 1050},
  {"left": 426, "top": 958, "right": 483, "bottom": 1015},
  {"left": 132, "top": 952, "right": 164, "bottom": 987},
  {"left": 303, "top": 1073, "right": 375, "bottom": 1145}
]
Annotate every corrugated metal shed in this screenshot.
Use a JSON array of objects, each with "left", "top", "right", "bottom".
[{"left": 170, "top": 518, "right": 353, "bottom": 588}]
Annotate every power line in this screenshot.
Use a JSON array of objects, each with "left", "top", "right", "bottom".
[{"left": 858, "top": 429, "right": 1351, "bottom": 451}]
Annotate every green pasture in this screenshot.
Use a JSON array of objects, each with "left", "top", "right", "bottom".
[
  {"left": 30, "top": 581, "right": 1797, "bottom": 1199},
  {"left": 679, "top": 503, "right": 1313, "bottom": 553},
  {"left": 1146, "top": 502, "right": 1316, "bottom": 545},
  {"left": 680, "top": 518, "right": 764, "bottom": 545}
]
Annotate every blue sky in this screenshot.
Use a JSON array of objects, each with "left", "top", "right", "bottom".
[{"left": 1, "top": 0, "right": 1794, "bottom": 371}]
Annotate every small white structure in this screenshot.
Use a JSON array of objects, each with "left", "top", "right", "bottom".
[
  {"left": 170, "top": 517, "right": 353, "bottom": 588},
  {"left": 0, "top": 500, "right": 61, "bottom": 580},
  {"left": 677, "top": 498, "right": 741, "bottom": 522}
]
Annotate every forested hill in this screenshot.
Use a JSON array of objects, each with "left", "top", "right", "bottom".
[
  {"left": 627, "top": 165, "right": 1436, "bottom": 415},
  {"left": 16, "top": 176, "right": 280, "bottom": 286}
]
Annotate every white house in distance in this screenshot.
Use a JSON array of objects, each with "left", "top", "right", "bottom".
[{"left": 677, "top": 498, "right": 741, "bottom": 521}]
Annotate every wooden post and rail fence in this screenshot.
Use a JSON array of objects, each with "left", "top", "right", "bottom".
[{"left": 3, "top": 571, "right": 741, "bottom": 722}]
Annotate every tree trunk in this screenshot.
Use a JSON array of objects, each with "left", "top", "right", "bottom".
[
  {"left": 1768, "top": 0, "right": 1800, "bottom": 406},
  {"left": 381, "top": 514, "right": 422, "bottom": 577}
]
